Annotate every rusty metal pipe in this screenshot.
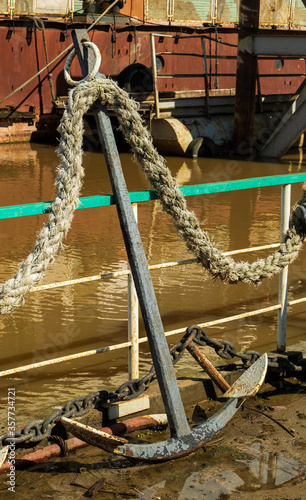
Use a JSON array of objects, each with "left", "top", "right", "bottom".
[
  {"left": 0, "top": 414, "right": 167, "bottom": 474},
  {"left": 187, "top": 342, "right": 230, "bottom": 393}
]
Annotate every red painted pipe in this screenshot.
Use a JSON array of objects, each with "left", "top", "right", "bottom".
[{"left": 0, "top": 414, "right": 167, "bottom": 474}]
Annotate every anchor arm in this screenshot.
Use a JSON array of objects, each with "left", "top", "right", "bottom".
[
  {"left": 62, "top": 398, "right": 243, "bottom": 461},
  {"left": 61, "top": 354, "right": 268, "bottom": 461}
]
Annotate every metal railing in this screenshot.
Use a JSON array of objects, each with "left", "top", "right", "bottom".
[
  {"left": 1, "top": 172, "right": 306, "bottom": 380},
  {"left": 148, "top": 32, "right": 305, "bottom": 119}
]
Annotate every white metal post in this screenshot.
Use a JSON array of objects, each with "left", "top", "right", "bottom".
[
  {"left": 9, "top": 0, "right": 14, "bottom": 18},
  {"left": 211, "top": 0, "right": 217, "bottom": 24},
  {"left": 277, "top": 184, "right": 291, "bottom": 352},
  {"left": 128, "top": 203, "right": 139, "bottom": 379}
]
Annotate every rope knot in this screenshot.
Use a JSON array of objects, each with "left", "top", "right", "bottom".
[{"left": 293, "top": 203, "right": 306, "bottom": 237}]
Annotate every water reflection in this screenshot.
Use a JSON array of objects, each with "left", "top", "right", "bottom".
[
  {"left": 175, "top": 162, "right": 192, "bottom": 185},
  {"left": 138, "top": 446, "right": 305, "bottom": 499},
  {"left": 0, "top": 144, "right": 306, "bottom": 422},
  {"left": 243, "top": 444, "right": 303, "bottom": 487},
  {"left": 178, "top": 470, "right": 244, "bottom": 499}
]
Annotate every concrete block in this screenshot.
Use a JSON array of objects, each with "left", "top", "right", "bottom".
[{"left": 105, "top": 396, "right": 150, "bottom": 420}]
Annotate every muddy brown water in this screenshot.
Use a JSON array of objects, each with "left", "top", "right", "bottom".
[{"left": 0, "top": 142, "right": 306, "bottom": 429}]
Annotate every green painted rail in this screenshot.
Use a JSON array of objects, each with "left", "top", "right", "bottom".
[{"left": 1, "top": 173, "right": 306, "bottom": 220}]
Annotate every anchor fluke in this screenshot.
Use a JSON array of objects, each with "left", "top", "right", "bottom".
[
  {"left": 61, "top": 417, "right": 129, "bottom": 453},
  {"left": 61, "top": 354, "right": 268, "bottom": 462},
  {"left": 223, "top": 352, "right": 268, "bottom": 398}
]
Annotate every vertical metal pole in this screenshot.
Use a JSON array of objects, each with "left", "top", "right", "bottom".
[
  {"left": 167, "top": 0, "right": 174, "bottom": 22},
  {"left": 211, "top": 0, "right": 217, "bottom": 24},
  {"left": 150, "top": 34, "right": 160, "bottom": 119},
  {"left": 233, "top": 0, "right": 260, "bottom": 154},
  {"left": 128, "top": 204, "right": 139, "bottom": 380},
  {"left": 288, "top": 0, "right": 294, "bottom": 29},
  {"left": 256, "top": 62, "right": 263, "bottom": 114},
  {"left": 277, "top": 184, "right": 291, "bottom": 352},
  {"left": 9, "top": 0, "right": 13, "bottom": 19},
  {"left": 201, "top": 37, "right": 210, "bottom": 115}
]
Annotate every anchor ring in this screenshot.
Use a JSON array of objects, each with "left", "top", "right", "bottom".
[{"left": 64, "top": 41, "right": 101, "bottom": 86}]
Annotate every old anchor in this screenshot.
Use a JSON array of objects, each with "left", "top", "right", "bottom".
[
  {"left": 61, "top": 30, "right": 268, "bottom": 461},
  {"left": 62, "top": 352, "right": 267, "bottom": 461}
]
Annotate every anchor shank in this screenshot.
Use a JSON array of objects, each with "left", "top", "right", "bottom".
[{"left": 71, "top": 30, "right": 190, "bottom": 438}]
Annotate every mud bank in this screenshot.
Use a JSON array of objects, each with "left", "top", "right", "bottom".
[
  {"left": 0, "top": 385, "right": 305, "bottom": 498},
  {"left": 0, "top": 344, "right": 305, "bottom": 499}
]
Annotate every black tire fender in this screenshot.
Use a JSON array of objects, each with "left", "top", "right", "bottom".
[{"left": 117, "top": 63, "right": 153, "bottom": 93}]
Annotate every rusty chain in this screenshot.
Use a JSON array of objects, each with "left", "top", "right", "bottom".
[
  {"left": 1, "top": 391, "right": 113, "bottom": 447},
  {"left": 0, "top": 340, "right": 185, "bottom": 448},
  {"left": 185, "top": 325, "right": 305, "bottom": 372},
  {"left": 1, "top": 325, "right": 305, "bottom": 448}
]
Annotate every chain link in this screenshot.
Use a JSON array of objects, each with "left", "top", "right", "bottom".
[
  {"left": 1, "top": 325, "right": 305, "bottom": 448},
  {"left": 0, "top": 391, "right": 108, "bottom": 447},
  {"left": 115, "top": 340, "right": 186, "bottom": 401},
  {"left": 186, "top": 325, "right": 304, "bottom": 373}
]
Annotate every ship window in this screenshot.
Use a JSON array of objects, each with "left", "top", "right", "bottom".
[
  {"left": 275, "top": 58, "right": 284, "bottom": 71},
  {"left": 156, "top": 55, "right": 164, "bottom": 73}
]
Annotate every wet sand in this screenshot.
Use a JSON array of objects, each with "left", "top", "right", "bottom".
[{"left": 0, "top": 374, "right": 305, "bottom": 499}]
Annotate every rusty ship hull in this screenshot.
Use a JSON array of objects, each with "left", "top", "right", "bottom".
[{"left": 0, "top": 0, "right": 305, "bottom": 154}]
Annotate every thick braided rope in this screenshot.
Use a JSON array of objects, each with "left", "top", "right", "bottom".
[
  {"left": 92, "top": 79, "right": 305, "bottom": 284},
  {"left": 0, "top": 87, "right": 86, "bottom": 314},
  {"left": 0, "top": 78, "right": 304, "bottom": 314}
]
